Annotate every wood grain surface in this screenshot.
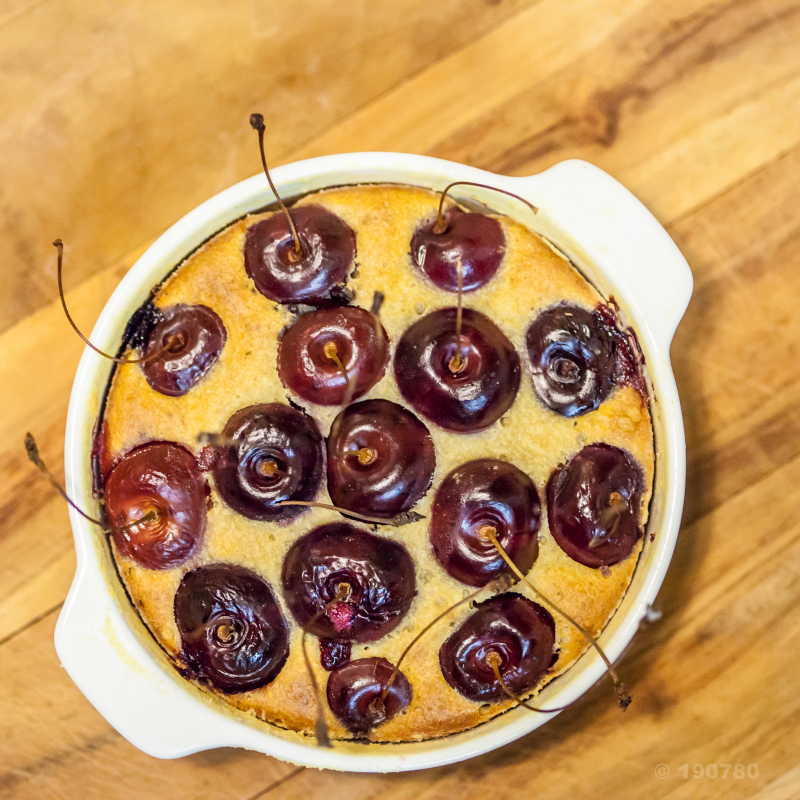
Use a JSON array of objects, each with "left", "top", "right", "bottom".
[{"left": 2, "top": 1, "right": 800, "bottom": 798}]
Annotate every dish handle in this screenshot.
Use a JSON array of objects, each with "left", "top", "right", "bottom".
[{"left": 507, "top": 160, "right": 693, "bottom": 349}]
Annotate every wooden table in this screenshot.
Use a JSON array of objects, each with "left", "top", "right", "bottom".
[{"left": 2, "top": 1, "right": 800, "bottom": 797}]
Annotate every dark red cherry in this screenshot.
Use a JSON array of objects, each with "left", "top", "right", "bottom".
[
  {"left": 431, "top": 459, "right": 541, "bottom": 587},
  {"left": 526, "top": 303, "right": 617, "bottom": 417},
  {"left": 141, "top": 305, "right": 227, "bottom": 397},
  {"left": 320, "top": 639, "right": 352, "bottom": 671},
  {"left": 244, "top": 205, "right": 356, "bottom": 305},
  {"left": 411, "top": 207, "right": 505, "bottom": 292},
  {"left": 175, "top": 563, "right": 289, "bottom": 693},
  {"left": 278, "top": 306, "right": 389, "bottom": 405},
  {"left": 326, "top": 657, "right": 411, "bottom": 734},
  {"left": 212, "top": 404, "right": 323, "bottom": 522},
  {"left": 282, "top": 523, "right": 416, "bottom": 642},
  {"left": 547, "top": 443, "right": 644, "bottom": 568},
  {"left": 104, "top": 442, "right": 206, "bottom": 570},
  {"left": 394, "top": 308, "right": 520, "bottom": 433},
  {"left": 439, "top": 593, "right": 555, "bottom": 702},
  {"left": 327, "top": 400, "right": 435, "bottom": 519}
]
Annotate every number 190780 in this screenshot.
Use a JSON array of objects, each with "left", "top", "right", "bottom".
[{"left": 679, "top": 764, "right": 759, "bottom": 779}]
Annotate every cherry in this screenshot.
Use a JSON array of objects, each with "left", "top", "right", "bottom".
[
  {"left": 439, "top": 593, "right": 555, "bottom": 702},
  {"left": 103, "top": 442, "right": 206, "bottom": 570},
  {"left": 244, "top": 206, "right": 356, "bottom": 305},
  {"left": 245, "top": 113, "right": 356, "bottom": 306},
  {"left": 410, "top": 181, "right": 537, "bottom": 293},
  {"left": 319, "top": 639, "right": 351, "bottom": 671},
  {"left": 394, "top": 308, "right": 520, "bottom": 433},
  {"left": 174, "top": 563, "right": 289, "bottom": 693},
  {"left": 526, "top": 303, "right": 617, "bottom": 417},
  {"left": 282, "top": 523, "right": 416, "bottom": 642},
  {"left": 411, "top": 207, "right": 504, "bottom": 292},
  {"left": 140, "top": 305, "right": 226, "bottom": 396},
  {"left": 326, "top": 657, "right": 411, "bottom": 733},
  {"left": 547, "top": 443, "right": 644, "bottom": 568},
  {"left": 212, "top": 404, "right": 323, "bottom": 522},
  {"left": 327, "top": 400, "right": 435, "bottom": 520},
  {"left": 431, "top": 459, "right": 541, "bottom": 587},
  {"left": 278, "top": 306, "right": 389, "bottom": 405}
]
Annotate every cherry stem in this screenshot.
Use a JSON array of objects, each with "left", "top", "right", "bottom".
[
  {"left": 377, "top": 574, "right": 513, "bottom": 708},
  {"left": 249, "top": 113, "right": 301, "bottom": 256},
  {"left": 485, "top": 652, "right": 569, "bottom": 714},
  {"left": 478, "top": 525, "right": 632, "bottom": 710},
  {"left": 433, "top": 181, "right": 538, "bottom": 234},
  {"left": 274, "top": 500, "right": 423, "bottom": 528},
  {"left": 322, "top": 341, "right": 355, "bottom": 407},
  {"left": 53, "top": 241, "right": 175, "bottom": 365},
  {"left": 350, "top": 447, "right": 376, "bottom": 465},
  {"left": 300, "top": 583, "right": 350, "bottom": 748},
  {"left": 448, "top": 258, "right": 466, "bottom": 374},
  {"left": 25, "top": 432, "right": 161, "bottom": 533},
  {"left": 257, "top": 460, "right": 280, "bottom": 477},
  {"left": 182, "top": 613, "right": 238, "bottom": 645}
]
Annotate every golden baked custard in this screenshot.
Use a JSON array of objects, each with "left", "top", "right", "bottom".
[{"left": 96, "top": 182, "right": 654, "bottom": 742}]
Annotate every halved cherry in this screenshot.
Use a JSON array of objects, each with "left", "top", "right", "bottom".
[
  {"left": 394, "top": 308, "right": 520, "bottom": 432},
  {"left": 244, "top": 206, "right": 356, "bottom": 305},
  {"left": 411, "top": 206, "right": 505, "bottom": 292},
  {"left": 526, "top": 303, "right": 616, "bottom": 417},
  {"left": 326, "top": 657, "right": 411, "bottom": 733},
  {"left": 431, "top": 459, "right": 541, "bottom": 587},
  {"left": 212, "top": 403, "right": 323, "bottom": 522},
  {"left": 547, "top": 443, "right": 644, "bottom": 568},
  {"left": 141, "top": 304, "right": 227, "bottom": 397},
  {"left": 278, "top": 306, "right": 389, "bottom": 405},
  {"left": 439, "top": 593, "right": 555, "bottom": 702},
  {"left": 175, "top": 563, "right": 289, "bottom": 693},
  {"left": 104, "top": 441, "right": 206, "bottom": 570},
  {"left": 282, "top": 523, "right": 416, "bottom": 643},
  {"left": 326, "top": 400, "right": 435, "bottom": 520}
]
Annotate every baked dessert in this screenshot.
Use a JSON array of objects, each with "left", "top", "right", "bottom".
[{"left": 92, "top": 168, "right": 654, "bottom": 742}]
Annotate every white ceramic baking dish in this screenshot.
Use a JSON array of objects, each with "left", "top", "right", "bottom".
[{"left": 56, "top": 153, "right": 692, "bottom": 773}]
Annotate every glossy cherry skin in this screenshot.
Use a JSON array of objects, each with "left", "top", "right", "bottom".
[
  {"left": 327, "top": 400, "right": 436, "bottom": 519},
  {"left": 244, "top": 205, "right": 356, "bottom": 305},
  {"left": 212, "top": 404, "right": 323, "bottom": 522},
  {"left": 431, "top": 459, "right": 541, "bottom": 587},
  {"left": 282, "top": 523, "right": 416, "bottom": 642},
  {"left": 526, "top": 303, "right": 616, "bottom": 417},
  {"left": 439, "top": 593, "right": 555, "bottom": 702},
  {"left": 142, "top": 304, "right": 227, "bottom": 397},
  {"left": 174, "top": 563, "right": 289, "bottom": 693},
  {"left": 547, "top": 443, "right": 644, "bottom": 568},
  {"left": 326, "top": 657, "right": 411, "bottom": 734},
  {"left": 104, "top": 442, "right": 206, "bottom": 570},
  {"left": 394, "top": 308, "right": 520, "bottom": 433},
  {"left": 278, "top": 306, "right": 389, "bottom": 405},
  {"left": 411, "top": 207, "right": 505, "bottom": 292}
]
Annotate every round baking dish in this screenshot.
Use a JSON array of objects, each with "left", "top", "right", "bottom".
[{"left": 56, "top": 153, "right": 692, "bottom": 772}]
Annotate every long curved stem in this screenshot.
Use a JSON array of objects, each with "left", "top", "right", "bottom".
[
  {"left": 54, "top": 241, "right": 171, "bottom": 364},
  {"left": 434, "top": 181, "right": 538, "bottom": 234},
  {"left": 486, "top": 652, "right": 570, "bottom": 714},
  {"left": 300, "top": 584, "right": 350, "bottom": 747},
  {"left": 25, "top": 432, "right": 159, "bottom": 532},
  {"left": 480, "top": 526, "right": 631, "bottom": 709},
  {"left": 275, "top": 500, "right": 423, "bottom": 528},
  {"left": 249, "top": 113, "right": 301, "bottom": 255},
  {"left": 448, "top": 258, "right": 465, "bottom": 373}
]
